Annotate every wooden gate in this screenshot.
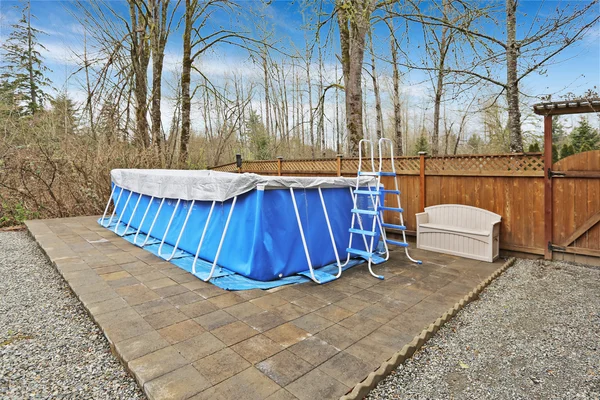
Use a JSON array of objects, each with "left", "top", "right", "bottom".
[{"left": 551, "top": 150, "right": 600, "bottom": 259}]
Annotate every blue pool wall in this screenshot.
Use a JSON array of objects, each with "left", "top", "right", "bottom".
[{"left": 111, "top": 184, "right": 379, "bottom": 282}]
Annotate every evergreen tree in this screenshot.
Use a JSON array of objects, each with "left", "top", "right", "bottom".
[
  {"left": 0, "top": 80, "right": 19, "bottom": 117},
  {"left": 551, "top": 116, "right": 567, "bottom": 144},
  {"left": 466, "top": 134, "right": 483, "bottom": 154},
  {"left": 50, "top": 93, "right": 78, "bottom": 135},
  {"left": 560, "top": 143, "right": 574, "bottom": 159},
  {"left": 246, "top": 110, "right": 271, "bottom": 160},
  {"left": 527, "top": 141, "right": 541, "bottom": 152},
  {"left": 414, "top": 135, "right": 429, "bottom": 154},
  {"left": 552, "top": 144, "right": 558, "bottom": 163},
  {"left": 0, "top": 0, "right": 52, "bottom": 115},
  {"left": 570, "top": 117, "right": 599, "bottom": 153}
]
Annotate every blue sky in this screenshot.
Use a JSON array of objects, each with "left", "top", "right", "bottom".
[{"left": 1, "top": 0, "right": 599, "bottom": 139}]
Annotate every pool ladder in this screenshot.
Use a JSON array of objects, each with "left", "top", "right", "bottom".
[{"left": 346, "top": 138, "right": 422, "bottom": 279}]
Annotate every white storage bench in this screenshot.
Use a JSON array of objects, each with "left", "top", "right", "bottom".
[{"left": 416, "top": 204, "right": 501, "bottom": 262}]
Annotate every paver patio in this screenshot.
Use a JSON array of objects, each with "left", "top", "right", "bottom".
[{"left": 26, "top": 216, "right": 502, "bottom": 400}]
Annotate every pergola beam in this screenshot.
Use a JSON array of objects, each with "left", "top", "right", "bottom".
[{"left": 533, "top": 98, "right": 600, "bottom": 116}]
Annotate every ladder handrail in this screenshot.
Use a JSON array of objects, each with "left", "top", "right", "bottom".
[{"left": 347, "top": 138, "right": 422, "bottom": 280}]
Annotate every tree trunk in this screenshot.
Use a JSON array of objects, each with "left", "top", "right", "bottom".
[
  {"left": 432, "top": 68, "right": 444, "bottom": 155},
  {"left": 318, "top": 46, "right": 326, "bottom": 156},
  {"left": 306, "top": 48, "right": 315, "bottom": 158},
  {"left": 179, "top": 0, "right": 192, "bottom": 165},
  {"left": 26, "top": 1, "right": 37, "bottom": 114},
  {"left": 369, "top": 34, "right": 383, "bottom": 141},
  {"left": 506, "top": 0, "right": 523, "bottom": 152},
  {"left": 262, "top": 49, "right": 271, "bottom": 138},
  {"left": 390, "top": 28, "right": 403, "bottom": 156},
  {"left": 431, "top": 0, "right": 451, "bottom": 156},
  {"left": 335, "top": 64, "right": 341, "bottom": 154},
  {"left": 129, "top": 1, "right": 150, "bottom": 148},
  {"left": 337, "top": 0, "right": 374, "bottom": 156},
  {"left": 150, "top": 0, "right": 169, "bottom": 163}
]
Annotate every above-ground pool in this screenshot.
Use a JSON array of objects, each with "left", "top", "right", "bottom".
[{"left": 99, "top": 170, "right": 379, "bottom": 286}]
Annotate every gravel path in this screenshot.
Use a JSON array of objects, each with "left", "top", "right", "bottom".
[
  {"left": 368, "top": 259, "right": 600, "bottom": 400},
  {"left": 0, "top": 231, "right": 145, "bottom": 399}
]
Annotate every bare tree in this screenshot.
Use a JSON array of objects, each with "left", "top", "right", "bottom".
[
  {"left": 336, "top": 0, "right": 377, "bottom": 155},
  {"left": 382, "top": 15, "right": 404, "bottom": 155},
  {"left": 368, "top": 31, "right": 384, "bottom": 140},
  {"left": 398, "top": 0, "right": 599, "bottom": 152},
  {"left": 149, "top": 0, "right": 178, "bottom": 160}
]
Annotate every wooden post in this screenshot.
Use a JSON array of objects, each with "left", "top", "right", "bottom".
[
  {"left": 419, "top": 152, "right": 427, "bottom": 212},
  {"left": 277, "top": 156, "right": 283, "bottom": 176},
  {"left": 236, "top": 154, "right": 242, "bottom": 174},
  {"left": 336, "top": 154, "right": 343, "bottom": 176},
  {"left": 544, "top": 115, "right": 553, "bottom": 260}
]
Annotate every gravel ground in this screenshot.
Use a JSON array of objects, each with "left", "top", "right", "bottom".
[
  {"left": 368, "top": 259, "right": 600, "bottom": 400},
  {"left": 0, "top": 231, "right": 145, "bottom": 400}
]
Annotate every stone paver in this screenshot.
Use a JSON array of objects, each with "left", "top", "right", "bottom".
[{"left": 26, "top": 216, "right": 504, "bottom": 400}]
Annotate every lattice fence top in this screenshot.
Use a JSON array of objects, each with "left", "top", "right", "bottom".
[
  {"left": 211, "top": 153, "right": 544, "bottom": 177},
  {"left": 282, "top": 159, "right": 337, "bottom": 174},
  {"left": 212, "top": 162, "right": 237, "bottom": 172},
  {"left": 242, "top": 161, "right": 279, "bottom": 173},
  {"left": 425, "top": 153, "right": 544, "bottom": 176}
]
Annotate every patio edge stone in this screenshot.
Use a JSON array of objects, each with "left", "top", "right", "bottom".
[{"left": 339, "top": 257, "right": 517, "bottom": 400}]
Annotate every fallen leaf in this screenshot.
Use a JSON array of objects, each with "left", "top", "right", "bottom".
[{"left": 459, "top": 361, "right": 469, "bottom": 369}]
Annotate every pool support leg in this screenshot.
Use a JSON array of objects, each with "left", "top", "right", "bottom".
[
  {"left": 101, "top": 185, "right": 117, "bottom": 226},
  {"left": 203, "top": 197, "right": 237, "bottom": 282},
  {"left": 158, "top": 199, "right": 181, "bottom": 258},
  {"left": 141, "top": 198, "right": 165, "bottom": 247},
  {"left": 161, "top": 200, "right": 195, "bottom": 261},
  {"left": 116, "top": 193, "right": 142, "bottom": 237},
  {"left": 290, "top": 188, "right": 321, "bottom": 284},
  {"left": 318, "top": 188, "right": 342, "bottom": 279},
  {"left": 133, "top": 196, "right": 154, "bottom": 246},
  {"left": 192, "top": 201, "right": 216, "bottom": 276},
  {"left": 113, "top": 191, "right": 133, "bottom": 234},
  {"left": 102, "top": 186, "right": 123, "bottom": 228}
]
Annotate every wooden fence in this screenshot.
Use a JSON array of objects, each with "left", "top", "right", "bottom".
[{"left": 212, "top": 151, "right": 600, "bottom": 259}]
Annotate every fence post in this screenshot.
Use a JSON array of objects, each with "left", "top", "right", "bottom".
[
  {"left": 336, "top": 154, "right": 343, "bottom": 176},
  {"left": 544, "top": 115, "right": 553, "bottom": 260},
  {"left": 277, "top": 156, "right": 283, "bottom": 176},
  {"left": 236, "top": 154, "right": 242, "bottom": 174},
  {"left": 419, "top": 152, "right": 427, "bottom": 212}
]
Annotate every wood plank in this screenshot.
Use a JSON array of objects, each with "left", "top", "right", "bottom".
[
  {"left": 424, "top": 171, "right": 544, "bottom": 177},
  {"left": 552, "top": 171, "right": 600, "bottom": 178},
  {"left": 560, "top": 211, "right": 600, "bottom": 247},
  {"left": 562, "top": 246, "right": 600, "bottom": 258},
  {"left": 588, "top": 152, "right": 600, "bottom": 250},
  {"left": 544, "top": 114, "right": 553, "bottom": 260},
  {"left": 573, "top": 178, "right": 589, "bottom": 248},
  {"left": 503, "top": 177, "right": 513, "bottom": 249},
  {"left": 533, "top": 179, "right": 545, "bottom": 249},
  {"left": 419, "top": 154, "right": 426, "bottom": 212},
  {"left": 513, "top": 176, "right": 524, "bottom": 248},
  {"left": 501, "top": 243, "right": 545, "bottom": 255}
]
